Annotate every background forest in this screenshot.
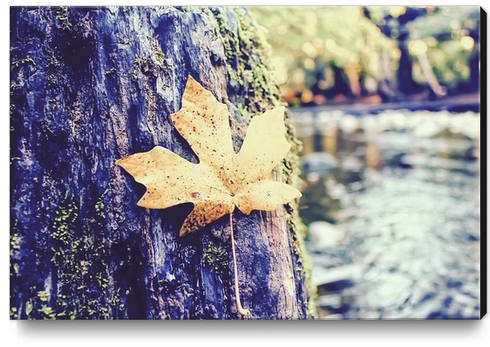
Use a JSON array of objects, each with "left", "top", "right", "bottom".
[{"left": 250, "top": 6, "right": 480, "bottom": 107}]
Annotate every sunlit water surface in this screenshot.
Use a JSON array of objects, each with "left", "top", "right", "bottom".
[{"left": 292, "top": 108, "right": 480, "bottom": 319}]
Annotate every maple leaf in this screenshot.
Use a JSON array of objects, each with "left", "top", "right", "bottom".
[{"left": 116, "top": 75, "right": 301, "bottom": 237}]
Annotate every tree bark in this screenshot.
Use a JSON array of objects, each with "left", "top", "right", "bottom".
[{"left": 10, "top": 6, "right": 312, "bottom": 320}]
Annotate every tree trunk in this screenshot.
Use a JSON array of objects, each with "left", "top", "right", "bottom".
[
  {"left": 396, "top": 43, "right": 424, "bottom": 96},
  {"left": 10, "top": 6, "right": 312, "bottom": 320}
]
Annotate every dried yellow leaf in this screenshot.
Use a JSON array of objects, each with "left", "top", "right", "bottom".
[{"left": 116, "top": 75, "right": 301, "bottom": 236}]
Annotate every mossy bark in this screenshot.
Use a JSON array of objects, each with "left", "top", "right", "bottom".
[{"left": 10, "top": 6, "right": 312, "bottom": 320}]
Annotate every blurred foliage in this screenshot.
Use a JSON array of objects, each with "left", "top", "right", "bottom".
[
  {"left": 249, "top": 6, "right": 397, "bottom": 106},
  {"left": 367, "top": 6, "right": 479, "bottom": 90},
  {"left": 404, "top": 6, "right": 480, "bottom": 89},
  {"left": 406, "top": 6, "right": 479, "bottom": 41},
  {"left": 249, "top": 6, "right": 480, "bottom": 106}
]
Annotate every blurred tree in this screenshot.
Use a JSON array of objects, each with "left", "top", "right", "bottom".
[
  {"left": 360, "top": 6, "right": 480, "bottom": 98},
  {"left": 366, "top": 6, "right": 429, "bottom": 98},
  {"left": 406, "top": 6, "right": 480, "bottom": 95}
]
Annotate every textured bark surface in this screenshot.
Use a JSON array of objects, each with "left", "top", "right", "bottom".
[{"left": 10, "top": 6, "right": 311, "bottom": 320}]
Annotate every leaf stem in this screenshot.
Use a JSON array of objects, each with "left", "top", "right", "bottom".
[{"left": 229, "top": 212, "right": 251, "bottom": 316}]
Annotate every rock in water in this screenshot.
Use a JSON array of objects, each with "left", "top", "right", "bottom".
[{"left": 308, "top": 221, "right": 345, "bottom": 248}]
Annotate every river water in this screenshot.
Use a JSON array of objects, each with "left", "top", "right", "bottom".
[{"left": 291, "top": 106, "right": 481, "bottom": 319}]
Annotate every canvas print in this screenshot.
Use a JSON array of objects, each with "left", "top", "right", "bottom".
[{"left": 9, "top": 6, "right": 482, "bottom": 320}]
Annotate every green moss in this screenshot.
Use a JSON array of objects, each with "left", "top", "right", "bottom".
[
  {"left": 10, "top": 221, "right": 21, "bottom": 319},
  {"left": 211, "top": 10, "right": 241, "bottom": 84},
  {"left": 48, "top": 189, "right": 111, "bottom": 319},
  {"left": 46, "top": 55, "right": 60, "bottom": 87},
  {"left": 10, "top": 222, "right": 19, "bottom": 257},
  {"left": 39, "top": 304, "right": 56, "bottom": 319},
  {"left": 48, "top": 98, "right": 56, "bottom": 111},
  {"left": 151, "top": 38, "right": 166, "bottom": 66},
  {"left": 51, "top": 191, "right": 78, "bottom": 249},
  {"left": 56, "top": 6, "right": 72, "bottom": 31},
  {"left": 104, "top": 68, "right": 117, "bottom": 76},
  {"left": 10, "top": 307, "right": 18, "bottom": 319},
  {"left": 22, "top": 289, "right": 56, "bottom": 320},
  {"left": 129, "top": 55, "right": 156, "bottom": 81},
  {"left": 111, "top": 287, "right": 121, "bottom": 306},
  {"left": 10, "top": 81, "right": 21, "bottom": 90},
  {"left": 210, "top": 7, "right": 316, "bottom": 317},
  {"left": 46, "top": 55, "right": 58, "bottom": 69},
  {"left": 211, "top": 7, "right": 283, "bottom": 115},
  {"left": 11, "top": 55, "right": 36, "bottom": 68},
  {"left": 203, "top": 238, "right": 226, "bottom": 268},
  {"left": 10, "top": 157, "right": 21, "bottom": 165},
  {"left": 202, "top": 237, "right": 232, "bottom": 286},
  {"left": 155, "top": 51, "right": 165, "bottom": 63}
]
